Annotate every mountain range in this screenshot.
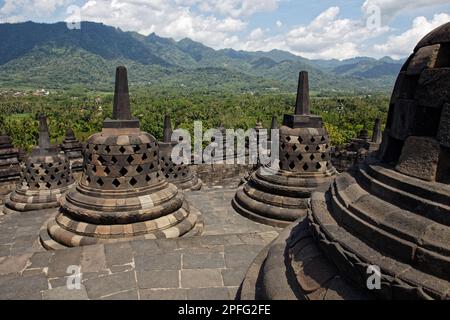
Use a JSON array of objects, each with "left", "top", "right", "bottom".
[{"left": 0, "top": 21, "right": 405, "bottom": 94}]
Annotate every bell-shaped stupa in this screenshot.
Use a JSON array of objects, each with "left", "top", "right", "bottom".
[
  {"left": 40, "top": 66, "right": 203, "bottom": 249},
  {"left": 239, "top": 24, "right": 450, "bottom": 300},
  {"left": 3, "top": 115, "right": 74, "bottom": 213},
  {"left": 61, "top": 128, "right": 83, "bottom": 173},
  {"left": 232, "top": 71, "right": 337, "bottom": 227},
  {"left": 159, "top": 114, "right": 202, "bottom": 191}
]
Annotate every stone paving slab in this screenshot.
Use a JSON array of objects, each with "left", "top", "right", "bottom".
[{"left": 0, "top": 187, "right": 280, "bottom": 300}]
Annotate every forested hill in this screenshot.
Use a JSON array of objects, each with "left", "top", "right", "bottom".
[{"left": 0, "top": 21, "right": 404, "bottom": 94}]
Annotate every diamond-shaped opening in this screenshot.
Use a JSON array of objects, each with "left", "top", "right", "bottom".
[
  {"left": 39, "top": 176, "right": 45, "bottom": 181},
  {"left": 35, "top": 183, "right": 40, "bottom": 188},
  {"left": 182, "top": 173, "right": 186, "bottom": 177},
  {"left": 48, "top": 163, "right": 53, "bottom": 168},
  {"left": 97, "top": 155, "right": 105, "bottom": 164},
  {"left": 57, "top": 180, "right": 62, "bottom": 186},
  {"left": 105, "top": 146, "right": 111, "bottom": 153},
  {"left": 303, "top": 163, "right": 309, "bottom": 171},
  {"left": 147, "top": 143, "right": 152, "bottom": 149},
  {"left": 45, "top": 182, "right": 51, "bottom": 189},
  {"left": 136, "top": 166, "right": 143, "bottom": 174},
  {"left": 161, "top": 157, "right": 165, "bottom": 161},
  {"left": 325, "top": 144, "right": 329, "bottom": 149},
  {"left": 316, "top": 163, "right": 322, "bottom": 170},
  {"left": 281, "top": 143, "right": 286, "bottom": 150},
  {"left": 321, "top": 153, "right": 326, "bottom": 159},
  {"left": 44, "top": 169, "right": 49, "bottom": 174},
  {"left": 93, "top": 165, "right": 97, "bottom": 173},
  {"left": 153, "top": 151, "right": 157, "bottom": 157},
  {"left": 284, "top": 152, "right": 290, "bottom": 160},
  {"left": 297, "top": 154, "right": 303, "bottom": 161},
  {"left": 310, "top": 154, "right": 315, "bottom": 161},
  {"left": 311, "top": 137, "right": 316, "bottom": 143},
  {"left": 146, "top": 175, "right": 151, "bottom": 182},
  {"left": 119, "top": 167, "right": 128, "bottom": 176},
  {"left": 86, "top": 176, "right": 91, "bottom": 184},
  {"left": 289, "top": 162, "right": 296, "bottom": 169},
  {"left": 174, "top": 174, "right": 178, "bottom": 178},
  {"left": 165, "top": 174, "right": 170, "bottom": 179},
  {"left": 129, "top": 177, "right": 138, "bottom": 186},
  {"left": 94, "top": 145, "right": 99, "bottom": 151},
  {"left": 286, "top": 136, "right": 291, "bottom": 142},
  {"left": 104, "top": 167, "right": 111, "bottom": 175},
  {"left": 111, "top": 156, "right": 118, "bottom": 164},
  {"left": 127, "top": 155, "right": 134, "bottom": 164},
  {"left": 179, "top": 136, "right": 184, "bottom": 141},
  {"left": 142, "top": 153, "right": 148, "bottom": 161},
  {"left": 305, "top": 146, "right": 310, "bottom": 151},
  {"left": 292, "top": 145, "right": 298, "bottom": 151},
  {"left": 119, "top": 146, "right": 126, "bottom": 154},
  {"left": 96, "top": 178, "right": 104, "bottom": 187},
  {"left": 112, "top": 179, "right": 121, "bottom": 188},
  {"left": 169, "top": 168, "right": 174, "bottom": 173},
  {"left": 298, "top": 136, "right": 303, "bottom": 143},
  {"left": 50, "top": 175, "right": 55, "bottom": 180},
  {"left": 150, "top": 163, "right": 155, "bottom": 170},
  {"left": 316, "top": 145, "right": 321, "bottom": 151},
  {"left": 321, "top": 136, "right": 326, "bottom": 142},
  {"left": 88, "top": 154, "right": 93, "bottom": 162},
  {"left": 133, "top": 145, "right": 141, "bottom": 153}
]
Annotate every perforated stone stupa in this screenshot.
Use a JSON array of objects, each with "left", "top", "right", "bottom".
[
  {"left": 0, "top": 133, "right": 21, "bottom": 205},
  {"left": 40, "top": 66, "right": 203, "bottom": 249},
  {"left": 61, "top": 128, "right": 83, "bottom": 173},
  {"left": 332, "top": 119, "right": 382, "bottom": 172},
  {"left": 232, "top": 71, "right": 336, "bottom": 227},
  {"left": 159, "top": 114, "right": 202, "bottom": 191},
  {"left": 3, "top": 115, "right": 74, "bottom": 214},
  {"left": 239, "top": 24, "right": 450, "bottom": 300}
]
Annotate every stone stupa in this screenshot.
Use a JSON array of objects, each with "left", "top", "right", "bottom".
[
  {"left": 159, "top": 114, "right": 202, "bottom": 191},
  {"left": 0, "top": 133, "right": 21, "bottom": 206},
  {"left": 40, "top": 66, "right": 203, "bottom": 249},
  {"left": 332, "top": 119, "right": 383, "bottom": 172},
  {"left": 239, "top": 23, "right": 450, "bottom": 300},
  {"left": 61, "top": 128, "right": 84, "bottom": 174},
  {"left": 3, "top": 115, "right": 74, "bottom": 214},
  {"left": 232, "top": 71, "right": 337, "bottom": 227}
]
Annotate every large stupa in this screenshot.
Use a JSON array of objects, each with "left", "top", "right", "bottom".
[{"left": 239, "top": 23, "right": 450, "bottom": 300}]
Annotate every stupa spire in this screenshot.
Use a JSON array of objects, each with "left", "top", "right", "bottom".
[
  {"left": 295, "top": 71, "right": 310, "bottom": 115},
  {"left": 163, "top": 114, "right": 173, "bottom": 143},
  {"left": 112, "top": 66, "right": 131, "bottom": 121},
  {"left": 38, "top": 114, "right": 51, "bottom": 148}
]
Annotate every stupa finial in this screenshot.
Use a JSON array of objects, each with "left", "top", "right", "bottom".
[
  {"left": 112, "top": 66, "right": 131, "bottom": 120},
  {"left": 295, "top": 71, "right": 310, "bottom": 115}
]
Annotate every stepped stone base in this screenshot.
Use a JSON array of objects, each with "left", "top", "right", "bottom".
[
  {"left": 39, "top": 205, "right": 204, "bottom": 250},
  {"left": 239, "top": 157, "right": 450, "bottom": 300},
  {"left": 3, "top": 185, "right": 72, "bottom": 214}
]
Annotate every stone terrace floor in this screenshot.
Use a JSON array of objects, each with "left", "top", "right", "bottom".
[{"left": 0, "top": 185, "right": 280, "bottom": 300}]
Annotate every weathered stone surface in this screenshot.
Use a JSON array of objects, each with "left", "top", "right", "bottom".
[
  {"left": 180, "top": 269, "right": 223, "bottom": 288},
  {"left": 84, "top": 271, "right": 136, "bottom": 299},
  {"left": 40, "top": 66, "right": 202, "bottom": 249},
  {"left": 415, "top": 68, "right": 450, "bottom": 109},
  {"left": 390, "top": 99, "right": 417, "bottom": 140},
  {"left": 438, "top": 104, "right": 450, "bottom": 148},
  {"left": 407, "top": 44, "right": 440, "bottom": 75},
  {"left": 136, "top": 270, "right": 179, "bottom": 289},
  {"left": 42, "top": 285, "right": 89, "bottom": 300},
  {"left": 396, "top": 136, "right": 440, "bottom": 181}
]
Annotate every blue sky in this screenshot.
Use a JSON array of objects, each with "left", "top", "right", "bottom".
[{"left": 0, "top": 0, "right": 449, "bottom": 60}]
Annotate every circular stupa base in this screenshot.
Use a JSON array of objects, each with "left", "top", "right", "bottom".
[
  {"left": 2, "top": 185, "right": 72, "bottom": 214},
  {"left": 39, "top": 204, "right": 203, "bottom": 250},
  {"left": 232, "top": 166, "right": 335, "bottom": 228}
]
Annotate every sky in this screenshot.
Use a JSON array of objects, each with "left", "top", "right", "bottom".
[{"left": 0, "top": 0, "right": 449, "bottom": 60}]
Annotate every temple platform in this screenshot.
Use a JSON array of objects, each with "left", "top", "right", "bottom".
[{"left": 0, "top": 185, "right": 279, "bottom": 300}]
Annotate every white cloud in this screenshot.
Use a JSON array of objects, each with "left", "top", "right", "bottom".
[
  {"left": 238, "top": 6, "right": 389, "bottom": 60},
  {"left": 0, "top": 0, "right": 71, "bottom": 22},
  {"left": 362, "top": 0, "right": 450, "bottom": 24},
  {"left": 276, "top": 20, "right": 282, "bottom": 28},
  {"left": 181, "top": 0, "right": 279, "bottom": 18},
  {"left": 373, "top": 13, "right": 450, "bottom": 59},
  {"left": 69, "top": 0, "right": 248, "bottom": 48},
  {"left": 248, "top": 27, "right": 264, "bottom": 40}
]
